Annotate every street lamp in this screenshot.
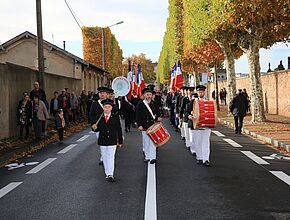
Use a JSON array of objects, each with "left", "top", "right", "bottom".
[{"left": 101, "top": 21, "right": 124, "bottom": 69}]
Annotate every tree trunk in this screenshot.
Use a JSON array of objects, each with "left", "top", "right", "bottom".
[
  {"left": 214, "top": 64, "right": 220, "bottom": 111},
  {"left": 193, "top": 71, "right": 200, "bottom": 88},
  {"left": 243, "top": 33, "right": 266, "bottom": 122},
  {"left": 216, "top": 40, "right": 237, "bottom": 107}
]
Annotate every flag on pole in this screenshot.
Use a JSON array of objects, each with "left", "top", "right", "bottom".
[
  {"left": 170, "top": 63, "right": 177, "bottom": 91},
  {"left": 137, "top": 64, "right": 146, "bottom": 97},
  {"left": 126, "top": 61, "right": 132, "bottom": 100},
  {"left": 130, "top": 63, "right": 138, "bottom": 97},
  {"left": 174, "top": 60, "right": 183, "bottom": 89}
]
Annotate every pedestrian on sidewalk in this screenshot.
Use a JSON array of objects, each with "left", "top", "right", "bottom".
[
  {"left": 32, "top": 95, "right": 49, "bottom": 141},
  {"left": 17, "top": 92, "right": 32, "bottom": 139},
  {"left": 91, "top": 99, "right": 123, "bottom": 182},
  {"left": 229, "top": 89, "right": 248, "bottom": 134},
  {"left": 136, "top": 88, "right": 161, "bottom": 164},
  {"left": 55, "top": 109, "right": 65, "bottom": 144},
  {"left": 50, "top": 91, "right": 60, "bottom": 117}
]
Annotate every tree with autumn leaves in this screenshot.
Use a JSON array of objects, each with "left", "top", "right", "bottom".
[
  {"left": 123, "top": 53, "right": 156, "bottom": 84},
  {"left": 158, "top": 0, "right": 290, "bottom": 122},
  {"left": 82, "top": 26, "right": 123, "bottom": 78}
]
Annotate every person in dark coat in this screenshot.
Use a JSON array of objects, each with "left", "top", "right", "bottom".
[
  {"left": 91, "top": 99, "right": 123, "bottom": 182},
  {"left": 90, "top": 87, "right": 109, "bottom": 165},
  {"left": 136, "top": 88, "right": 161, "bottom": 164},
  {"left": 50, "top": 91, "right": 60, "bottom": 117},
  {"left": 229, "top": 89, "right": 248, "bottom": 134},
  {"left": 17, "top": 92, "right": 32, "bottom": 139},
  {"left": 121, "top": 96, "right": 134, "bottom": 132}
]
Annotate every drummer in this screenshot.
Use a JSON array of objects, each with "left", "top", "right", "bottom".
[
  {"left": 136, "top": 88, "right": 161, "bottom": 164},
  {"left": 179, "top": 87, "right": 190, "bottom": 149},
  {"left": 191, "top": 85, "right": 211, "bottom": 167}
]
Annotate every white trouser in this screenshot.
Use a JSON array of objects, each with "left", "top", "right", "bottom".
[
  {"left": 194, "top": 129, "right": 211, "bottom": 162},
  {"left": 142, "top": 131, "right": 156, "bottom": 160},
  {"left": 184, "top": 122, "right": 191, "bottom": 148},
  {"left": 95, "top": 132, "right": 103, "bottom": 162},
  {"left": 180, "top": 121, "right": 185, "bottom": 138},
  {"left": 189, "top": 129, "right": 197, "bottom": 154},
  {"left": 100, "top": 145, "right": 117, "bottom": 176}
]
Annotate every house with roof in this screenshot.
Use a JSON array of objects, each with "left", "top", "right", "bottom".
[{"left": 0, "top": 31, "right": 110, "bottom": 92}]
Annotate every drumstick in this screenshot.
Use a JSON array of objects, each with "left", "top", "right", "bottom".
[{"left": 93, "top": 112, "right": 104, "bottom": 130}]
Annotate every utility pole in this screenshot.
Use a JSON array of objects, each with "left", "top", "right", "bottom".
[{"left": 36, "top": 0, "right": 45, "bottom": 90}]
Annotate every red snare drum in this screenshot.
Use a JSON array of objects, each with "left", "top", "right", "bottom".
[
  {"left": 193, "top": 100, "right": 217, "bottom": 129},
  {"left": 146, "top": 122, "right": 171, "bottom": 147}
]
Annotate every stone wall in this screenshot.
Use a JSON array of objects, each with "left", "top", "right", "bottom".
[
  {"left": 0, "top": 63, "right": 82, "bottom": 139},
  {"left": 207, "top": 70, "right": 290, "bottom": 117}
]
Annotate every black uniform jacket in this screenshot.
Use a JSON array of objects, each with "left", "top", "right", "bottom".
[
  {"left": 136, "top": 100, "right": 160, "bottom": 131},
  {"left": 97, "top": 114, "right": 123, "bottom": 146},
  {"left": 185, "top": 100, "right": 194, "bottom": 129},
  {"left": 180, "top": 97, "right": 190, "bottom": 121},
  {"left": 89, "top": 100, "right": 104, "bottom": 130}
]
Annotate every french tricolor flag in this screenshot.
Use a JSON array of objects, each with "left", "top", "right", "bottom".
[
  {"left": 170, "top": 63, "right": 176, "bottom": 91},
  {"left": 174, "top": 60, "right": 183, "bottom": 89},
  {"left": 137, "top": 64, "right": 146, "bottom": 97}
]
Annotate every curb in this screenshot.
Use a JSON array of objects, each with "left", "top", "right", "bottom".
[{"left": 218, "top": 118, "right": 290, "bottom": 153}]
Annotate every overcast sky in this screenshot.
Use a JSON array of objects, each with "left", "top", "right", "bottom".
[{"left": 0, "top": 0, "right": 289, "bottom": 73}]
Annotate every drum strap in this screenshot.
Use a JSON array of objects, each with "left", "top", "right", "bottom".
[{"left": 143, "top": 100, "right": 155, "bottom": 120}]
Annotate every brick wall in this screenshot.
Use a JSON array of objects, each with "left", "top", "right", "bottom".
[{"left": 207, "top": 70, "right": 290, "bottom": 117}]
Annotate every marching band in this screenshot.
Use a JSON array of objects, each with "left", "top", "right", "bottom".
[{"left": 89, "top": 73, "right": 214, "bottom": 182}]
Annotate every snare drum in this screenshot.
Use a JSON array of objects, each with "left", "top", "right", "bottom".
[
  {"left": 146, "top": 122, "right": 171, "bottom": 147},
  {"left": 192, "top": 100, "right": 217, "bottom": 129}
]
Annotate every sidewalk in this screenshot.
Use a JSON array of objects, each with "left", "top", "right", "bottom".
[{"left": 217, "top": 105, "right": 290, "bottom": 154}]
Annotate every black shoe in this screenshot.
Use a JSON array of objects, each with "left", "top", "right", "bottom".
[
  {"left": 144, "top": 159, "right": 150, "bottom": 163},
  {"left": 182, "top": 137, "right": 185, "bottom": 140},
  {"left": 150, "top": 159, "right": 157, "bottom": 164},
  {"left": 108, "top": 175, "right": 115, "bottom": 182},
  {"left": 235, "top": 131, "right": 238, "bottom": 134},
  {"left": 192, "top": 152, "right": 196, "bottom": 157},
  {"left": 238, "top": 131, "right": 242, "bottom": 134},
  {"left": 99, "top": 161, "right": 104, "bottom": 166},
  {"left": 125, "top": 129, "right": 128, "bottom": 133},
  {"left": 204, "top": 161, "right": 211, "bottom": 167},
  {"left": 196, "top": 160, "right": 203, "bottom": 164}
]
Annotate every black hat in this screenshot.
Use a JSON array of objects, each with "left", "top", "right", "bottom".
[
  {"left": 97, "top": 87, "right": 109, "bottom": 93},
  {"left": 147, "top": 84, "right": 155, "bottom": 90},
  {"left": 188, "top": 87, "right": 195, "bottom": 92},
  {"left": 142, "top": 88, "right": 153, "bottom": 94},
  {"left": 108, "top": 88, "right": 114, "bottom": 94},
  {"left": 193, "top": 93, "right": 198, "bottom": 98},
  {"left": 101, "top": 99, "right": 114, "bottom": 106},
  {"left": 196, "top": 85, "right": 206, "bottom": 91}
]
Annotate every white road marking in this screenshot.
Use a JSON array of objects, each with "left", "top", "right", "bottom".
[
  {"left": 262, "top": 156, "right": 275, "bottom": 160},
  {"left": 212, "top": 131, "right": 225, "bottom": 137},
  {"left": 76, "top": 135, "right": 90, "bottom": 142},
  {"left": 241, "top": 151, "right": 270, "bottom": 165},
  {"left": 0, "top": 182, "right": 22, "bottom": 199},
  {"left": 89, "top": 131, "right": 94, "bottom": 134},
  {"left": 26, "top": 158, "right": 57, "bottom": 174},
  {"left": 57, "top": 144, "right": 78, "bottom": 154},
  {"left": 270, "top": 171, "right": 290, "bottom": 186},
  {"left": 144, "top": 163, "right": 157, "bottom": 220},
  {"left": 223, "top": 139, "right": 243, "bottom": 148}
]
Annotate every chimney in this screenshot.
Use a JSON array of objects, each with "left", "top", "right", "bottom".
[{"left": 63, "top": 41, "right": 66, "bottom": 50}]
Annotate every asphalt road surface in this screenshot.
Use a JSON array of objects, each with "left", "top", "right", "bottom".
[{"left": 0, "top": 119, "right": 290, "bottom": 220}]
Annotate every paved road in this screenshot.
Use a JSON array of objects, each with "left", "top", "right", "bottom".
[{"left": 0, "top": 119, "right": 290, "bottom": 220}]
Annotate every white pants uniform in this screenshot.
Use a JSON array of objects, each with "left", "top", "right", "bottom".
[
  {"left": 189, "top": 129, "right": 197, "bottom": 154},
  {"left": 142, "top": 131, "right": 156, "bottom": 160},
  {"left": 180, "top": 121, "right": 185, "bottom": 138},
  {"left": 100, "top": 145, "right": 117, "bottom": 176},
  {"left": 194, "top": 129, "right": 211, "bottom": 162},
  {"left": 183, "top": 122, "right": 192, "bottom": 149},
  {"left": 95, "top": 132, "right": 103, "bottom": 162}
]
